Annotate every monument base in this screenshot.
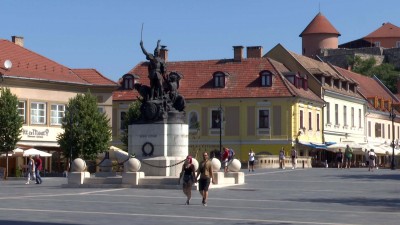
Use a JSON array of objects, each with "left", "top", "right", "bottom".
[
  {"left": 138, "top": 156, "right": 186, "bottom": 176},
  {"left": 68, "top": 172, "right": 90, "bottom": 185}
]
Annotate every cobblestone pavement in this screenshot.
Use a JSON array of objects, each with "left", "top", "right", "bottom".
[{"left": 0, "top": 167, "right": 399, "bottom": 225}]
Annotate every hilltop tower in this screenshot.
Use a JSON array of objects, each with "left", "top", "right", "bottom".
[{"left": 300, "top": 12, "right": 340, "bottom": 58}]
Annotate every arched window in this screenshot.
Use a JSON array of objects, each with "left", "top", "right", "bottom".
[
  {"left": 122, "top": 74, "right": 139, "bottom": 90},
  {"left": 260, "top": 70, "right": 272, "bottom": 87}
]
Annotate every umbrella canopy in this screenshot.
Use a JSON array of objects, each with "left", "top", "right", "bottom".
[
  {"left": 0, "top": 148, "right": 24, "bottom": 157},
  {"left": 326, "top": 142, "right": 362, "bottom": 153},
  {"left": 23, "top": 148, "right": 52, "bottom": 157}
]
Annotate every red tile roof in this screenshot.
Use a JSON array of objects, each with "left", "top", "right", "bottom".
[
  {"left": 114, "top": 57, "right": 322, "bottom": 102},
  {"left": 0, "top": 39, "right": 117, "bottom": 86},
  {"left": 335, "top": 66, "right": 399, "bottom": 104},
  {"left": 364, "top": 22, "right": 400, "bottom": 38},
  {"left": 300, "top": 13, "right": 340, "bottom": 37}
]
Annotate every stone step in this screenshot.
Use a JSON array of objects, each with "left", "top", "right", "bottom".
[
  {"left": 84, "top": 177, "right": 122, "bottom": 184},
  {"left": 139, "top": 176, "right": 180, "bottom": 185}
]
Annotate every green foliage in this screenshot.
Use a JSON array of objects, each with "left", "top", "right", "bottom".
[
  {"left": 0, "top": 88, "right": 23, "bottom": 154},
  {"left": 57, "top": 91, "right": 111, "bottom": 160},
  {"left": 349, "top": 56, "right": 400, "bottom": 93},
  {"left": 120, "top": 100, "right": 141, "bottom": 148}
]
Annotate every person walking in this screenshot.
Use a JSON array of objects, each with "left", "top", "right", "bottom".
[
  {"left": 336, "top": 149, "right": 343, "bottom": 169},
  {"left": 291, "top": 147, "right": 297, "bottom": 169},
  {"left": 248, "top": 149, "right": 255, "bottom": 172},
  {"left": 279, "top": 148, "right": 286, "bottom": 169},
  {"left": 34, "top": 155, "right": 43, "bottom": 184},
  {"left": 364, "top": 149, "right": 370, "bottom": 167},
  {"left": 178, "top": 155, "right": 196, "bottom": 205},
  {"left": 196, "top": 152, "right": 215, "bottom": 206},
  {"left": 25, "top": 156, "right": 35, "bottom": 184},
  {"left": 344, "top": 145, "right": 353, "bottom": 169},
  {"left": 368, "top": 149, "right": 377, "bottom": 172},
  {"left": 222, "top": 147, "right": 230, "bottom": 173}
]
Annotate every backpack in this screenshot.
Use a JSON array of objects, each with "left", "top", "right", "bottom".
[
  {"left": 228, "top": 149, "right": 235, "bottom": 161},
  {"left": 369, "top": 154, "right": 375, "bottom": 160}
]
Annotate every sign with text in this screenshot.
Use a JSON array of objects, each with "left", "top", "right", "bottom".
[{"left": 21, "top": 126, "right": 63, "bottom": 142}]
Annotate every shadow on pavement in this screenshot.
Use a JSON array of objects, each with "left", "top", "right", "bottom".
[
  {"left": 0, "top": 221, "right": 83, "bottom": 225},
  {"left": 327, "top": 173, "right": 400, "bottom": 181},
  {"left": 287, "top": 197, "right": 400, "bottom": 211}
]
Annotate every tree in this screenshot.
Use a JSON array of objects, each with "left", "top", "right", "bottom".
[
  {"left": 349, "top": 56, "right": 400, "bottom": 93},
  {"left": 120, "top": 100, "right": 141, "bottom": 149},
  {"left": 57, "top": 92, "right": 111, "bottom": 161},
  {"left": 0, "top": 88, "right": 23, "bottom": 179}
]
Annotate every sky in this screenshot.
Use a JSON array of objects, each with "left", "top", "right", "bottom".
[{"left": 2, "top": 0, "right": 400, "bottom": 82}]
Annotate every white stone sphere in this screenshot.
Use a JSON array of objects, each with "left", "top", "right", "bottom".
[
  {"left": 211, "top": 158, "right": 221, "bottom": 171},
  {"left": 229, "top": 159, "right": 241, "bottom": 172},
  {"left": 191, "top": 158, "right": 199, "bottom": 171},
  {"left": 124, "top": 158, "right": 141, "bottom": 172},
  {"left": 99, "top": 158, "right": 113, "bottom": 172},
  {"left": 71, "top": 158, "right": 86, "bottom": 172}
]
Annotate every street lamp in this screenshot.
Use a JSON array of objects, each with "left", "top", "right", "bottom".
[
  {"left": 389, "top": 104, "right": 396, "bottom": 170},
  {"left": 215, "top": 104, "right": 223, "bottom": 156}
]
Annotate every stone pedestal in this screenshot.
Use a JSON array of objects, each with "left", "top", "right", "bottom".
[
  {"left": 68, "top": 172, "right": 90, "bottom": 185},
  {"left": 225, "top": 172, "right": 245, "bottom": 184},
  {"left": 212, "top": 172, "right": 225, "bottom": 185},
  {"left": 122, "top": 172, "right": 145, "bottom": 185},
  {"left": 128, "top": 123, "right": 188, "bottom": 176}
]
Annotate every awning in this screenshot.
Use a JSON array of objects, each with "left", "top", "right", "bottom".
[{"left": 298, "top": 141, "right": 327, "bottom": 150}]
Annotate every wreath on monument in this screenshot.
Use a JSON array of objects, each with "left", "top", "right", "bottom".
[{"left": 142, "top": 142, "right": 154, "bottom": 157}]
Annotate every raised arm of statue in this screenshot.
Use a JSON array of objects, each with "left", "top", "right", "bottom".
[{"left": 140, "top": 40, "right": 151, "bottom": 58}]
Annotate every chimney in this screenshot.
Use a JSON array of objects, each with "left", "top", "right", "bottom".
[
  {"left": 247, "top": 46, "right": 263, "bottom": 58},
  {"left": 160, "top": 46, "right": 168, "bottom": 61},
  {"left": 12, "top": 36, "right": 24, "bottom": 47},
  {"left": 233, "top": 46, "right": 244, "bottom": 61}
]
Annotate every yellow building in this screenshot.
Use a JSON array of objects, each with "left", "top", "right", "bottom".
[{"left": 113, "top": 46, "right": 324, "bottom": 163}]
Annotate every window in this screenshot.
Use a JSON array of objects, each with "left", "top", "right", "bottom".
[
  {"left": 260, "top": 71, "right": 272, "bottom": 87},
  {"left": 120, "top": 111, "right": 127, "bottom": 130},
  {"left": 388, "top": 124, "right": 391, "bottom": 139},
  {"left": 351, "top": 107, "right": 354, "bottom": 127},
  {"left": 358, "top": 109, "right": 362, "bottom": 128},
  {"left": 98, "top": 107, "right": 104, "bottom": 113},
  {"left": 375, "top": 123, "right": 382, "bottom": 138},
  {"left": 326, "top": 103, "right": 330, "bottom": 124},
  {"left": 397, "top": 41, "right": 400, "bottom": 48},
  {"left": 300, "top": 110, "right": 304, "bottom": 129},
  {"left": 18, "top": 101, "right": 26, "bottom": 124},
  {"left": 258, "top": 109, "right": 270, "bottom": 128},
  {"left": 50, "top": 104, "right": 65, "bottom": 125},
  {"left": 368, "top": 121, "right": 371, "bottom": 137},
  {"left": 213, "top": 72, "right": 225, "bottom": 88},
  {"left": 189, "top": 111, "right": 199, "bottom": 130},
  {"left": 308, "top": 112, "right": 312, "bottom": 130},
  {"left": 374, "top": 41, "right": 381, "bottom": 47},
  {"left": 211, "top": 109, "right": 222, "bottom": 129},
  {"left": 31, "top": 102, "right": 46, "bottom": 125},
  {"left": 123, "top": 74, "right": 134, "bottom": 89},
  {"left": 343, "top": 106, "right": 347, "bottom": 126},
  {"left": 382, "top": 124, "right": 385, "bottom": 138},
  {"left": 335, "top": 104, "right": 339, "bottom": 125},
  {"left": 317, "top": 113, "right": 320, "bottom": 131}
]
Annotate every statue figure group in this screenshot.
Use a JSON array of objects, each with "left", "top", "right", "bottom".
[{"left": 136, "top": 39, "right": 185, "bottom": 122}]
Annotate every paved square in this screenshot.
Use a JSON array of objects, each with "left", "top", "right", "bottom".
[{"left": 0, "top": 168, "right": 399, "bottom": 225}]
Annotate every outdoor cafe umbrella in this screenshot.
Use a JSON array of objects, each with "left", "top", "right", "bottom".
[
  {"left": 23, "top": 148, "right": 52, "bottom": 157},
  {"left": 327, "top": 142, "right": 362, "bottom": 153}
]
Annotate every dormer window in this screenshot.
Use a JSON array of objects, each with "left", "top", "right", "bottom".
[
  {"left": 260, "top": 70, "right": 272, "bottom": 87},
  {"left": 122, "top": 73, "right": 138, "bottom": 90},
  {"left": 213, "top": 72, "right": 226, "bottom": 88},
  {"left": 303, "top": 75, "right": 308, "bottom": 90}
]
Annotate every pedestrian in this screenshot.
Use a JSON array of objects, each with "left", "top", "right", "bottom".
[
  {"left": 368, "top": 149, "right": 377, "bottom": 172},
  {"left": 25, "top": 156, "right": 35, "bottom": 184},
  {"left": 195, "top": 152, "right": 215, "bottom": 206},
  {"left": 178, "top": 155, "right": 196, "bottom": 205},
  {"left": 248, "top": 149, "right": 255, "bottom": 172},
  {"left": 222, "top": 147, "right": 230, "bottom": 173},
  {"left": 364, "top": 149, "right": 370, "bottom": 167},
  {"left": 344, "top": 145, "right": 353, "bottom": 169},
  {"left": 35, "top": 155, "right": 43, "bottom": 184},
  {"left": 279, "top": 147, "right": 286, "bottom": 169},
  {"left": 336, "top": 149, "right": 343, "bottom": 169},
  {"left": 291, "top": 147, "right": 297, "bottom": 169}
]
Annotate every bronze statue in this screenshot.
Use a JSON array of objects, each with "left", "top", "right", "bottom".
[{"left": 140, "top": 40, "right": 166, "bottom": 100}]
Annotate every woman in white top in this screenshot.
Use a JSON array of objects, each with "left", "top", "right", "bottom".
[
  {"left": 26, "top": 156, "right": 35, "bottom": 184},
  {"left": 279, "top": 148, "right": 286, "bottom": 169},
  {"left": 368, "top": 149, "right": 377, "bottom": 172},
  {"left": 248, "top": 149, "right": 255, "bottom": 172}
]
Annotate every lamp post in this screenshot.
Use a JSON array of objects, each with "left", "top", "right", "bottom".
[
  {"left": 215, "top": 104, "right": 223, "bottom": 156},
  {"left": 390, "top": 105, "right": 396, "bottom": 170}
]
